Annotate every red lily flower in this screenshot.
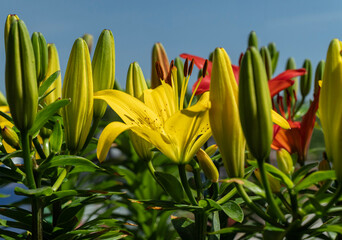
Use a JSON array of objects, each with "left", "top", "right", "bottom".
[
  {"left": 180, "top": 53, "right": 306, "bottom": 97},
  {"left": 271, "top": 90, "right": 320, "bottom": 165}
]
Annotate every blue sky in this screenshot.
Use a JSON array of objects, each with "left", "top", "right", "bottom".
[{"left": 1, "top": 1, "right": 342, "bottom": 97}]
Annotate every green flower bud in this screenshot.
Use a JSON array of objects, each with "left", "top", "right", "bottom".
[
  {"left": 276, "top": 148, "right": 294, "bottom": 175},
  {"left": 196, "top": 148, "right": 219, "bottom": 182},
  {"left": 314, "top": 60, "right": 325, "bottom": 95},
  {"left": 126, "top": 62, "right": 153, "bottom": 161},
  {"left": 248, "top": 31, "right": 258, "bottom": 49},
  {"left": 210, "top": 48, "right": 246, "bottom": 178},
  {"left": 5, "top": 19, "right": 38, "bottom": 131},
  {"left": 268, "top": 42, "right": 279, "bottom": 74},
  {"left": 151, "top": 42, "right": 169, "bottom": 89},
  {"left": 285, "top": 57, "right": 297, "bottom": 106},
  {"left": 43, "top": 44, "right": 62, "bottom": 105},
  {"left": 4, "top": 14, "right": 19, "bottom": 51},
  {"left": 1, "top": 126, "right": 20, "bottom": 150},
  {"left": 126, "top": 62, "right": 148, "bottom": 99},
  {"left": 92, "top": 29, "right": 115, "bottom": 119},
  {"left": 31, "top": 32, "right": 48, "bottom": 83},
  {"left": 82, "top": 33, "right": 93, "bottom": 54},
  {"left": 62, "top": 38, "right": 93, "bottom": 153},
  {"left": 260, "top": 46, "right": 272, "bottom": 80},
  {"left": 239, "top": 47, "right": 273, "bottom": 162},
  {"left": 0, "top": 91, "right": 7, "bottom": 106},
  {"left": 300, "top": 59, "right": 312, "bottom": 100}
]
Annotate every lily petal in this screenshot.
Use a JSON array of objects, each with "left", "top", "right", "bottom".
[{"left": 271, "top": 110, "right": 291, "bottom": 129}]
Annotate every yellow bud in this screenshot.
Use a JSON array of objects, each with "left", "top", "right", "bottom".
[
  {"left": 1, "top": 126, "right": 20, "bottom": 150},
  {"left": 276, "top": 149, "right": 294, "bottom": 175},
  {"left": 4, "top": 14, "right": 19, "bottom": 51},
  {"left": 210, "top": 48, "right": 245, "bottom": 178},
  {"left": 205, "top": 144, "right": 218, "bottom": 157},
  {"left": 196, "top": 148, "right": 219, "bottom": 183},
  {"left": 43, "top": 44, "right": 62, "bottom": 105},
  {"left": 319, "top": 39, "right": 342, "bottom": 182},
  {"left": 62, "top": 38, "right": 93, "bottom": 153}
]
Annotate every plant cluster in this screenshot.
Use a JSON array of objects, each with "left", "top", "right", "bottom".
[{"left": 0, "top": 15, "right": 341, "bottom": 240}]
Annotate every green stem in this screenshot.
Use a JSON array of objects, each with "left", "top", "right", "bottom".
[
  {"left": 217, "top": 188, "right": 237, "bottom": 205},
  {"left": 22, "top": 131, "right": 36, "bottom": 189},
  {"left": 32, "top": 198, "right": 43, "bottom": 240},
  {"left": 194, "top": 210, "right": 208, "bottom": 240},
  {"left": 178, "top": 164, "right": 197, "bottom": 205},
  {"left": 33, "top": 137, "right": 46, "bottom": 160},
  {"left": 193, "top": 168, "right": 203, "bottom": 200},
  {"left": 211, "top": 182, "right": 219, "bottom": 200},
  {"left": 259, "top": 161, "right": 286, "bottom": 222},
  {"left": 289, "top": 188, "right": 300, "bottom": 219},
  {"left": 235, "top": 183, "right": 282, "bottom": 227},
  {"left": 81, "top": 117, "right": 100, "bottom": 154}
]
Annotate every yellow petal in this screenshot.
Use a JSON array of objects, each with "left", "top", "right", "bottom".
[
  {"left": 318, "top": 80, "right": 322, "bottom": 87},
  {"left": 271, "top": 110, "right": 290, "bottom": 129},
  {"left": 94, "top": 89, "right": 163, "bottom": 132},
  {"left": 97, "top": 121, "right": 133, "bottom": 163}
]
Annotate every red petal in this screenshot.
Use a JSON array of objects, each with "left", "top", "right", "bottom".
[
  {"left": 271, "top": 68, "right": 306, "bottom": 82},
  {"left": 180, "top": 53, "right": 207, "bottom": 69},
  {"left": 268, "top": 79, "right": 294, "bottom": 98},
  {"left": 192, "top": 75, "right": 210, "bottom": 95}
]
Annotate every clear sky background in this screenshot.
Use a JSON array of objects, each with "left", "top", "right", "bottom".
[{"left": 1, "top": 0, "right": 342, "bottom": 98}]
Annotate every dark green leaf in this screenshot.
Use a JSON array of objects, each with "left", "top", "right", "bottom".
[
  {"left": 14, "top": 186, "right": 53, "bottom": 197},
  {"left": 29, "top": 99, "right": 70, "bottom": 135},
  {"left": 221, "top": 201, "right": 244, "bottom": 223},
  {"left": 171, "top": 217, "right": 195, "bottom": 240},
  {"left": 50, "top": 119, "right": 63, "bottom": 153},
  {"left": 199, "top": 199, "right": 222, "bottom": 211},
  {"left": 155, "top": 171, "right": 184, "bottom": 202},
  {"left": 38, "top": 70, "right": 60, "bottom": 97},
  {"left": 292, "top": 162, "right": 318, "bottom": 184},
  {"left": 294, "top": 170, "right": 336, "bottom": 193},
  {"left": 39, "top": 155, "right": 100, "bottom": 173}
]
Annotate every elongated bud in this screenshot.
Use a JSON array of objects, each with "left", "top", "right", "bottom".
[
  {"left": 268, "top": 42, "right": 279, "bottom": 74},
  {"left": 300, "top": 59, "right": 312, "bottom": 99},
  {"left": 196, "top": 148, "right": 219, "bottom": 182},
  {"left": 62, "top": 38, "right": 93, "bottom": 153},
  {"left": 205, "top": 144, "right": 218, "bottom": 157},
  {"left": 31, "top": 32, "right": 48, "bottom": 83},
  {"left": 239, "top": 47, "right": 273, "bottom": 162},
  {"left": 5, "top": 19, "right": 38, "bottom": 131},
  {"left": 43, "top": 44, "right": 62, "bottom": 105},
  {"left": 319, "top": 39, "right": 342, "bottom": 182},
  {"left": 151, "top": 42, "right": 169, "bottom": 88},
  {"left": 284, "top": 57, "right": 298, "bottom": 106},
  {"left": 248, "top": 31, "right": 258, "bottom": 49},
  {"left": 1, "top": 126, "right": 20, "bottom": 150},
  {"left": 0, "top": 91, "right": 7, "bottom": 106},
  {"left": 210, "top": 47, "right": 246, "bottom": 178},
  {"left": 82, "top": 33, "right": 93, "bottom": 54},
  {"left": 126, "top": 62, "right": 153, "bottom": 161},
  {"left": 314, "top": 60, "right": 325, "bottom": 95},
  {"left": 174, "top": 57, "right": 184, "bottom": 93},
  {"left": 4, "top": 14, "right": 19, "bottom": 51},
  {"left": 260, "top": 46, "right": 272, "bottom": 80},
  {"left": 126, "top": 62, "right": 148, "bottom": 99},
  {"left": 92, "top": 29, "right": 115, "bottom": 119},
  {"left": 255, "top": 168, "right": 281, "bottom": 193},
  {"left": 276, "top": 148, "right": 293, "bottom": 175}
]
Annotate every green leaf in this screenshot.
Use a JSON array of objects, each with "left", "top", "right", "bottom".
[
  {"left": 130, "top": 199, "right": 202, "bottom": 211},
  {"left": 294, "top": 170, "right": 336, "bottom": 193},
  {"left": 38, "top": 70, "right": 60, "bottom": 97},
  {"left": 241, "top": 179, "right": 266, "bottom": 198},
  {"left": 29, "top": 99, "right": 70, "bottom": 135},
  {"left": 311, "top": 225, "right": 342, "bottom": 234},
  {"left": 292, "top": 162, "right": 318, "bottom": 184},
  {"left": 221, "top": 201, "right": 244, "bottom": 223},
  {"left": 50, "top": 119, "right": 63, "bottom": 153},
  {"left": 171, "top": 217, "right": 195, "bottom": 240},
  {"left": 0, "top": 167, "right": 23, "bottom": 182},
  {"left": 199, "top": 199, "right": 222, "bottom": 211},
  {"left": 14, "top": 186, "right": 53, "bottom": 197},
  {"left": 248, "top": 160, "right": 294, "bottom": 188},
  {"left": 39, "top": 155, "right": 100, "bottom": 173},
  {"left": 155, "top": 171, "right": 184, "bottom": 202}
]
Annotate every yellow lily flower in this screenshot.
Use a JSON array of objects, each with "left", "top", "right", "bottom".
[{"left": 95, "top": 67, "right": 211, "bottom": 165}]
